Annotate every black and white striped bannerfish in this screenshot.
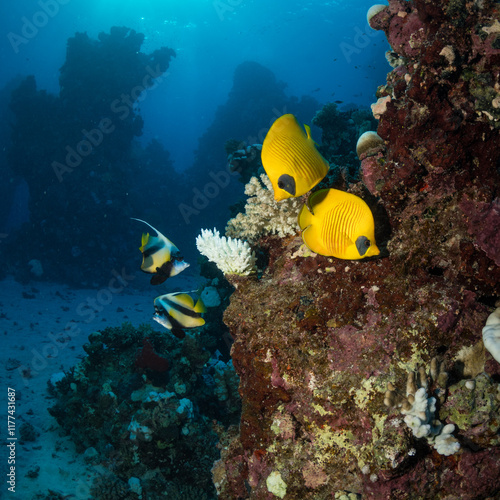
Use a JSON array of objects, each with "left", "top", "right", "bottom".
[
  {"left": 131, "top": 218, "right": 189, "bottom": 285},
  {"left": 153, "top": 292, "right": 206, "bottom": 339}
]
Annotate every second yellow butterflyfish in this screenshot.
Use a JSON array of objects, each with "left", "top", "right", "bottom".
[
  {"left": 261, "top": 114, "right": 329, "bottom": 201},
  {"left": 298, "top": 189, "right": 380, "bottom": 260}
]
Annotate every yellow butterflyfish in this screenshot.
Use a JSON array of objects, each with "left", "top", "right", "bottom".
[
  {"left": 298, "top": 189, "right": 380, "bottom": 260},
  {"left": 261, "top": 114, "right": 329, "bottom": 201}
]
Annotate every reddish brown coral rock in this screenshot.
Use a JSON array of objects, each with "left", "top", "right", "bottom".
[{"left": 216, "top": 0, "right": 500, "bottom": 498}]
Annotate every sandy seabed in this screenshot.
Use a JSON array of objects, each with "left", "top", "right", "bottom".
[{"left": 0, "top": 272, "right": 201, "bottom": 500}]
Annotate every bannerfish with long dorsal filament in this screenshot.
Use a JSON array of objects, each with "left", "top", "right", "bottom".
[
  {"left": 131, "top": 218, "right": 189, "bottom": 285},
  {"left": 261, "top": 114, "right": 329, "bottom": 201},
  {"left": 298, "top": 188, "right": 380, "bottom": 260},
  {"left": 153, "top": 292, "right": 206, "bottom": 339}
]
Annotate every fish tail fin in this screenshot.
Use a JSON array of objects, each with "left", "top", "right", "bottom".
[
  {"left": 298, "top": 203, "right": 313, "bottom": 230},
  {"left": 298, "top": 200, "right": 330, "bottom": 255},
  {"left": 140, "top": 232, "right": 150, "bottom": 251},
  {"left": 194, "top": 298, "right": 206, "bottom": 314}
]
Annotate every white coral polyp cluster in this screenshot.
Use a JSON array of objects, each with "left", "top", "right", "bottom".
[
  {"left": 402, "top": 387, "right": 460, "bottom": 456},
  {"left": 225, "top": 174, "right": 301, "bottom": 243},
  {"left": 196, "top": 228, "right": 257, "bottom": 276},
  {"left": 433, "top": 424, "right": 461, "bottom": 456}
]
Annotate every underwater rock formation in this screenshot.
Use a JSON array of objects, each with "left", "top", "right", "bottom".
[
  {"left": 313, "top": 103, "right": 377, "bottom": 187},
  {"left": 5, "top": 28, "right": 177, "bottom": 285},
  {"left": 214, "top": 0, "right": 500, "bottom": 498}
]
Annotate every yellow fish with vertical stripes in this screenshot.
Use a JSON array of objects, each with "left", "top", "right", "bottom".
[
  {"left": 298, "top": 189, "right": 380, "bottom": 259},
  {"left": 261, "top": 114, "right": 329, "bottom": 201}
]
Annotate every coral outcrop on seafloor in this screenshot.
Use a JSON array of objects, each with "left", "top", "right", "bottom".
[
  {"left": 49, "top": 313, "right": 240, "bottom": 499},
  {"left": 213, "top": 0, "right": 500, "bottom": 498}
]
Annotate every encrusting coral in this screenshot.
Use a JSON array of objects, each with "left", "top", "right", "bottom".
[
  {"left": 483, "top": 305, "right": 500, "bottom": 363},
  {"left": 196, "top": 228, "right": 257, "bottom": 276},
  {"left": 225, "top": 174, "right": 301, "bottom": 243},
  {"left": 355, "top": 131, "right": 385, "bottom": 159}
]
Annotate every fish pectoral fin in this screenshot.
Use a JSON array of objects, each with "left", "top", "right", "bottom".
[{"left": 338, "top": 231, "right": 356, "bottom": 248}]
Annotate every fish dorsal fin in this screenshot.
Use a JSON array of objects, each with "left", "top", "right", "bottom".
[
  {"left": 131, "top": 217, "right": 161, "bottom": 236},
  {"left": 268, "top": 114, "right": 307, "bottom": 143},
  {"left": 307, "top": 189, "right": 331, "bottom": 214},
  {"left": 132, "top": 217, "right": 180, "bottom": 256},
  {"left": 167, "top": 293, "right": 195, "bottom": 309}
]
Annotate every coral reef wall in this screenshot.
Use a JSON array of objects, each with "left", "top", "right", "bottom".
[{"left": 215, "top": 1, "right": 500, "bottom": 498}]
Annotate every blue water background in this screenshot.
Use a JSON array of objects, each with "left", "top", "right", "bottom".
[{"left": 1, "top": 0, "right": 389, "bottom": 171}]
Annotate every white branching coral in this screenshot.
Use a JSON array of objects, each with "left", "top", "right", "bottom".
[
  {"left": 196, "top": 228, "right": 257, "bottom": 276},
  {"left": 225, "top": 174, "right": 301, "bottom": 243}
]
